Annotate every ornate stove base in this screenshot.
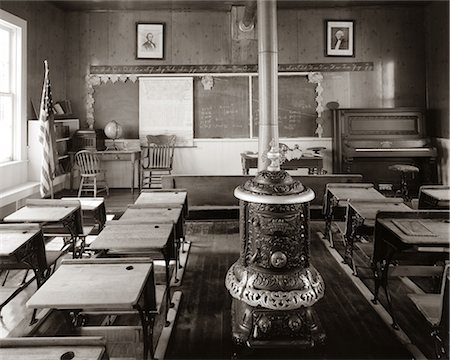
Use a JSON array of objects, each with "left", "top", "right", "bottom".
[{"left": 231, "top": 299, "right": 325, "bottom": 349}]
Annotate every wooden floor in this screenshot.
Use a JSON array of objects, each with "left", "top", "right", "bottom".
[{"left": 0, "top": 189, "right": 441, "bottom": 359}]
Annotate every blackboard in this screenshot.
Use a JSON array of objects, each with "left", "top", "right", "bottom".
[
  {"left": 93, "top": 82, "right": 139, "bottom": 138},
  {"left": 194, "top": 77, "right": 250, "bottom": 138},
  {"left": 252, "top": 76, "right": 318, "bottom": 137}
]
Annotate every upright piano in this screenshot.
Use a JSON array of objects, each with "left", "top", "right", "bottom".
[{"left": 332, "top": 108, "right": 438, "bottom": 193}]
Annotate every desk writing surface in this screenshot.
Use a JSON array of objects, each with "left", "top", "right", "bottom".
[
  {"left": 61, "top": 197, "right": 104, "bottom": 211},
  {"left": 120, "top": 207, "right": 182, "bottom": 224},
  {"left": 0, "top": 229, "right": 41, "bottom": 256},
  {"left": 378, "top": 218, "right": 450, "bottom": 245},
  {"left": 4, "top": 205, "right": 79, "bottom": 223},
  {"left": 135, "top": 191, "right": 187, "bottom": 206},
  {"left": 422, "top": 189, "right": 450, "bottom": 201},
  {"left": 0, "top": 346, "right": 104, "bottom": 360},
  {"left": 329, "top": 187, "right": 385, "bottom": 201},
  {"left": 27, "top": 261, "right": 152, "bottom": 309},
  {"left": 351, "top": 202, "right": 412, "bottom": 227},
  {"left": 90, "top": 223, "right": 172, "bottom": 250}
]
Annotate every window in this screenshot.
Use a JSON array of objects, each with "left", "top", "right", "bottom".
[{"left": 0, "top": 11, "right": 26, "bottom": 164}]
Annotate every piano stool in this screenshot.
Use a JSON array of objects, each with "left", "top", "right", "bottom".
[{"left": 388, "top": 164, "right": 420, "bottom": 201}]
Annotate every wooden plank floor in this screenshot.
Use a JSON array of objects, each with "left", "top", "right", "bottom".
[
  {"left": 328, "top": 226, "right": 445, "bottom": 359},
  {"left": 165, "top": 222, "right": 412, "bottom": 360},
  {"left": 1, "top": 190, "right": 437, "bottom": 359}
]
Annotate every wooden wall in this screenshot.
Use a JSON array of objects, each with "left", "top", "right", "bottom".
[
  {"left": 0, "top": 1, "right": 67, "bottom": 119},
  {"left": 426, "top": 2, "right": 449, "bottom": 139},
  {"left": 66, "top": 5, "right": 428, "bottom": 129}
]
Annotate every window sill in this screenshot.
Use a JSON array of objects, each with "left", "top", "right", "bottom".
[{"left": 0, "top": 181, "right": 39, "bottom": 208}]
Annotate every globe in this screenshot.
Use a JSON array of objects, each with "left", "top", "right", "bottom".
[{"left": 104, "top": 120, "right": 123, "bottom": 140}]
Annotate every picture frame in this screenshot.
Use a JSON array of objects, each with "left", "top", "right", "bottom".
[
  {"left": 136, "top": 23, "right": 165, "bottom": 59},
  {"left": 325, "top": 20, "right": 354, "bottom": 57}
]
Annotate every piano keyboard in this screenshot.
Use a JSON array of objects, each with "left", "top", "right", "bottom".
[{"left": 354, "top": 148, "right": 431, "bottom": 152}]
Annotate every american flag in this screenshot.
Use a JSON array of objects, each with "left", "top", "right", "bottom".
[{"left": 38, "top": 60, "right": 59, "bottom": 198}]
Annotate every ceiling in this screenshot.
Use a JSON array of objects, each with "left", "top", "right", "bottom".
[{"left": 49, "top": 0, "right": 431, "bottom": 12}]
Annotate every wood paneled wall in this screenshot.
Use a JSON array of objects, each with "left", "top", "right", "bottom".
[
  {"left": 65, "top": 5, "right": 428, "bottom": 129},
  {"left": 426, "top": 2, "right": 449, "bottom": 139},
  {"left": 0, "top": 1, "right": 67, "bottom": 119}
]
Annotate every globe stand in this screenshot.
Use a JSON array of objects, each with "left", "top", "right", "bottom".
[{"left": 105, "top": 139, "right": 120, "bottom": 151}]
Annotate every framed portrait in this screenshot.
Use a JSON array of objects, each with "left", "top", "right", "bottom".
[
  {"left": 136, "top": 23, "right": 164, "bottom": 59},
  {"left": 325, "top": 20, "right": 354, "bottom": 57}
]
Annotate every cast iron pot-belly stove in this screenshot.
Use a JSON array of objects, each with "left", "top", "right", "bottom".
[{"left": 225, "top": 170, "right": 325, "bottom": 348}]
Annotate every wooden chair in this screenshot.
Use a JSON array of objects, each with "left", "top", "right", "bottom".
[
  {"left": 75, "top": 150, "right": 109, "bottom": 197},
  {"left": 409, "top": 264, "right": 449, "bottom": 359},
  {"left": 141, "top": 135, "right": 176, "bottom": 189}
]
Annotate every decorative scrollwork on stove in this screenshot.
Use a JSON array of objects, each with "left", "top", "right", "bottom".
[{"left": 226, "top": 263, "right": 324, "bottom": 310}]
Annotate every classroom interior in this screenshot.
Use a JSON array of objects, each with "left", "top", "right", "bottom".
[{"left": 0, "top": 0, "right": 449, "bottom": 359}]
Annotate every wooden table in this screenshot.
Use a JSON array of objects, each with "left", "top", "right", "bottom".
[
  {"left": 90, "top": 221, "right": 174, "bottom": 322},
  {"left": 344, "top": 198, "right": 412, "bottom": 274},
  {"left": 70, "top": 150, "right": 141, "bottom": 194},
  {"left": 3, "top": 199, "right": 83, "bottom": 258},
  {"left": 372, "top": 210, "right": 450, "bottom": 328},
  {"left": 418, "top": 185, "right": 450, "bottom": 209},
  {"left": 0, "top": 224, "right": 47, "bottom": 312},
  {"left": 61, "top": 197, "right": 107, "bottom": 231},
  {"left": 241, "top": 152, "right": 323, "bottom": 175},
  {"left": 0, "top": 337, "right": 106, "bottom": 360},
  {"left": 323, "top": 183, "right": 385, "bottom": 247},
  {"left": 27, "top": 258, "right": 156, "bottom": 360}
]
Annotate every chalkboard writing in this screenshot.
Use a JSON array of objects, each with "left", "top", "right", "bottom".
[
  {"left": 252, "top": 76, "right": 318, "bottom": 137},
  {"left": 194, "top": 77, "right": 249, "bottom": 138},
  {"left": 91, "top": 62, "right": 374, "bottom": 74}
]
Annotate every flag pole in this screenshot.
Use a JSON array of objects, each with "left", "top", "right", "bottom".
[{"left": 39, "top": 60, "right": 58, "bottom": 199}]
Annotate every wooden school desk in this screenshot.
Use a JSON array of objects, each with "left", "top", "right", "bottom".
[
  {"left": 3, "top": 199, "right": 83, "bottom": 258},
  {"left": 418, "top": 185, "right": 450, "bottom": 210},
  {"left": 135, "top": 189, "right": 189, "bottom": 218},
  {"left": 120, "top": 205, "right": 184, "bottom": 245},
  {"left": 344, "top": 198, "right": 412, "bottom": 274},
  {"left": 89, "top": 221, "right": 174, "bottom": 323},
  {"left": 27, "top": 258, "right": 156, "bottom": 360},
  {"left": 0, "top": 336, "right": 107, "bottom": 360},
  {"left": 323, "top": 183, "right": 385, "bottom": 247},
  {"left": 120, "top": 205, "right": 184, "bottom": 279},
  {"left": 61, "top": 197, "right": 107, "bottom": 232},
  {"left": 372, "top": 210, "right": 450, "bottom": 328},
  {"left": 0, "top": 224, "right": 47, "bottom": 312}
]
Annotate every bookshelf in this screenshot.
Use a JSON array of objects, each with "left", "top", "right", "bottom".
[{"left": 28, "top": 118, "right": 79, "bottom": 184}]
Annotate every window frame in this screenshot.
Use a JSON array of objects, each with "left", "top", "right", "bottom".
[{"left": 0, "top": 9, "right": 27, "bottom": 190}]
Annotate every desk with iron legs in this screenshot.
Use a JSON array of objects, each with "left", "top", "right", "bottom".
[
  {"left": 344, "top": 198, "right": 411, "bottom": 275},
  {"left": 120, "top": 205, "right": 184, "bottom": 283},
  {"left": 371, "top": 211, "right": 450, "bottom": 328},
  {"left": 3, "top": 200, "right": 83, "bottom": 258},
  {"left": 323, "top": 183, "right": 385, "bottom": 247},
  {"left": 89, "top": 221, "right": 175, "bottom": 325},
  {"left": 61, "top": 197, "right": 107, "bottom": 233},
  {"left": 27, "top": 258, "right": 156, "bottom": 360},
  {"left": 0, "top": 224, "right": 47, "bottom": 312},
  {"left": 418, "top": 186, "right": 450, "bottom": 210},
  {"left": 135, "top": 189, "right": 189, "bottom": 218}
]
